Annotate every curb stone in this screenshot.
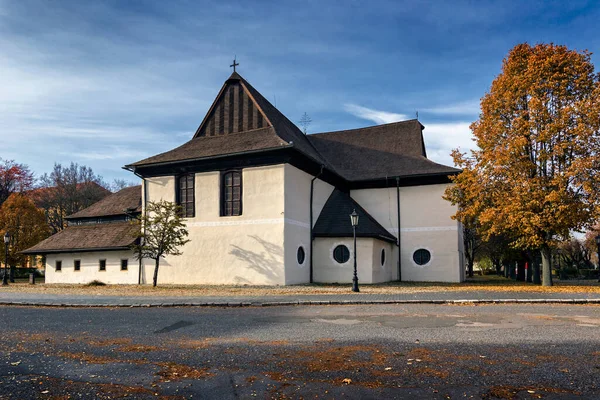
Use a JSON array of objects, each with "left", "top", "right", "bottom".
[{"left": 1, "top": 298, "right": 600, "bottom": 308}]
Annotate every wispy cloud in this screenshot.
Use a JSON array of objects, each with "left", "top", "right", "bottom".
[
  {"left": 422, "top": 100, "right": 481, "bottom": 116},
  {"left": 344, "top": 104, "right": 408, "bottom": 125}
]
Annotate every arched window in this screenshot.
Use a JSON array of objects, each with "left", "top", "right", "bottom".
[
  {"left": 221, "top": 171, "right": 242, "bottom": 216},
  {"left": 333, "top": 245, "right": 350, "bottom": 264},
  {"left": 381, "top": 248, "right": 386, "bottom": 266},
  {"left": 177, "top": 173, "right": 195, "bottom": 218}
]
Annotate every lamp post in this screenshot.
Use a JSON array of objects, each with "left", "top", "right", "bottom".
[
  {"left": 350, "top": 209, "right": 359, "bottom": 293},
  {"left": 595, "top": 235, "right": 600, "bottom": 283},
  {"left": 2, "top": 232, "right": 9, "bottom": 286}
]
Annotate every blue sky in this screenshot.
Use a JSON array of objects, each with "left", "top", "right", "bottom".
[{"left": 1, "top": 0, "right": 599, "bottom": 184}]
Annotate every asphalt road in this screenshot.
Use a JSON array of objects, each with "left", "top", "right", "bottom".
[{"left": 1, "top": 304, "right": 599, "bottom": 399}]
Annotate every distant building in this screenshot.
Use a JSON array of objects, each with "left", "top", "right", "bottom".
[{"left": 24, "top": 72, "right": 465, "bottom": 284}]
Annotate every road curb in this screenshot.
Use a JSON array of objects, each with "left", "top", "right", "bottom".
[{"left": 1, "top": 298, "right": 599, "bottom": 308}]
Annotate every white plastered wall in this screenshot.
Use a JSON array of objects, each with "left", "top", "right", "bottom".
[
  {"left": 141, "top": 165, "right": 287, "bottom": 285},
  {"left": 45, "top": 251, "right": 137, "bottom": 284},
  {"left": 312, "top": 237, "right": 392, "bottom": 284},
  {"left": 283, "top": 164, "right": 334, "bottom": 285},
  {"left": 351, "top": 183, "right": 463, "bottom": 283}
]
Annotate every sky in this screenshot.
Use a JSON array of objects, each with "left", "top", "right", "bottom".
[{"left": 1, "top": 0, "right": 599, "bottom": 184}]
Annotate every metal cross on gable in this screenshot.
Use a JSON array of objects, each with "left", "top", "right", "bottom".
[{"left": 230, "top": 56, "right": 239, "bottom": 72}]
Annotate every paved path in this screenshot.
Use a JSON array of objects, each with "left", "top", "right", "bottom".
[
  {"left": 1, "top": 289, "right": 600, "bottom": 307},
  {"left": 1, "top": 304, "right": 599, "bottom": 399}
]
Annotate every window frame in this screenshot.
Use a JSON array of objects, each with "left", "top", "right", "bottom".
[
  {"left": 120, "top": 259, "right": 128, "bottom": 271},
  {"left": 220, "top": 170, "right": 243, "bottom": 217},
  {"left": 74, "top": 259, "right": 81, "bottom": 271},
  {"left": 333, "top": 245, "right": 350, "bottom": 264},
  {"left": 413, "top": 249, "right": 431, "bottom": 266},
  {"left": 297, "top": 246, "right": 306, "bottom": 266},
  {"left": 99, "top": 259, "right": 107, "bottom": 271},
  {"left": 55, "top": 260, "right": 62, "bottom": 271},
  {"left": 176, "top": 173, "right": 195, "bottom": 218}
]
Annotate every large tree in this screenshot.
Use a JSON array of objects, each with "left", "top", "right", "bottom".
[
  {"left": 131, "top": 200, "right": 190, "bottom": 287},
  {"left": 445, "top": 43, "right": 600, "bottom": 286},
  {"left": 34, "top": 163, "right": 111, "bottom": 233},
  {"left": 0, "top": 158, "right": 34, "bottom": 206},
  {"left": 0, "top": 193, "right": 50, "bottom": 280}
]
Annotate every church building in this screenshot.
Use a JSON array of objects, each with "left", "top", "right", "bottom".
[{"left": 24, "top": 70, "right": 465, "bottom": 285}]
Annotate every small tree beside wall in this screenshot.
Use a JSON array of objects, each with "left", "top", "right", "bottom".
[{"left": 131, "top": 200, "right": 190, "bottom": 287}]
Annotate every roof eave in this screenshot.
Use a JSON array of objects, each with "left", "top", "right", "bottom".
[
  {"left": 313, "top": 232, "right": 397, "bottom": 243},
  {"left": 124, "top": 144, "right": 294, "bottom": 171},
  {"left": 21, "top": 246, "right": 134, "bottom": 255}
]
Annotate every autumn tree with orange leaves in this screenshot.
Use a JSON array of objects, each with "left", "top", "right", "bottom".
[
  {"left": 445, "top": 43, "right": 600, "bottom": 286},
  {"left": 0, "top": 193, "right": 50, "bottom": 280}
]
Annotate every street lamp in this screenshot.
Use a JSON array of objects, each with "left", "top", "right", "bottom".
[
  {"left": 2, "top": 231, "right": 9, "bottom": 286},
  {"left": 350, "top": 209, "right": 359, "bottom": 293},
  {"left": 595, "top": 235, "right": 600, "bottom": 283}
]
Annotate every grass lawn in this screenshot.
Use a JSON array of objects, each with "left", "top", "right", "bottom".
[{"left": 1, "top": 275, "right": 599, "bottom": 297}]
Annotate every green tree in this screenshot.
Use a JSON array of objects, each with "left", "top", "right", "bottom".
[
  {"left": 130, "top": 200, "right": 190, "bottom": 287},
  {"left": 445, "top": 43, "right": 600, "bottom": 286}
]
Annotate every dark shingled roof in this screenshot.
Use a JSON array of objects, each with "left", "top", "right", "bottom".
[
  {"left": 126, "top": 73, "right": 457, "bottom": 182},
  {"left": 128, "top": 72, "right": 328, "bottom": 168},
  {"left": 127, "top": 127, "right": 288, "bottom": 167},
  {"left": 308, "top": 120, "right": 460, "bottom": 181},
  {"left": 67, "top": 185, "right": 142, "bottom": 220},
  {"left": 21, "top": 222, "right": 138, "bottom": 254},
  {"left": 313, "top": 190, "right": 397, "bottom": 243}
]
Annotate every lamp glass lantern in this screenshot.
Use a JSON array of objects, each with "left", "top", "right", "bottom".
[
  {"left": 350, "top": 210, "right": 359, "bottom": 227},
  {"left": 3, "top": 231, "right": 9, "bottom": 245}
]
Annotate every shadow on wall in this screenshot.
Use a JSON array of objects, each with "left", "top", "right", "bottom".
[{"left": 230, "top": 235, "right": 284, "bottom": 284}]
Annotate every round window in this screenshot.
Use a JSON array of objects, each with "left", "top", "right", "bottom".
[
  {"left": 413, "top": 249, "right": 431, "bottom": 266},
  {"left": 297, "top": 246, "right": 306, "bottom": 265},
  {"left": 333, "top": 245, "right": 350, "bottom": 264},
  {"left": 380, "top": 248, "right": 386, "bottom": 266}
]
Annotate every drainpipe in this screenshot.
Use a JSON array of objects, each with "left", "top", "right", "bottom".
[
  {"left": 396, "top": 176, "right": 401, "bottom": 281},
  {"left": 130, "top": 170, "right": 146, "bottom": 285},
  {"left": 309, "top": 165, "right": 324, "bottom": 283}
]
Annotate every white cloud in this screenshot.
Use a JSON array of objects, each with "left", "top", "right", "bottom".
[
  {"left": 421, "top": 122, "right": 477, "bottom": 166},
  {"left": 344, "top": 104, "right": 408, "bottom": 125},
  {"left": 422, "top": 100, "right": 481, "bottom": 116}
]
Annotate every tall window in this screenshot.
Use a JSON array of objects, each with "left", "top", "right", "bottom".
[
  {"left": 221, "top": 171, "right": 242, "bottom": 216},
  {"left": 177, "top": 173, "right": 195, "bottom": 218}
]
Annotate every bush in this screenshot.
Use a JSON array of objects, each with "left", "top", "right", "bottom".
[
  {"left": 579, "top": 269, "right": 599, "bottom": 279},
  {"left": 86, "top": 280, "right": 106, "bottom": 286}
]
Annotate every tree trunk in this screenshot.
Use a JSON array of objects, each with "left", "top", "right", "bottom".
[
  {"left": 541, "top": 246, "right": 553, "bottom": 287},
  {"left": 466, "top": 256, "right": 474, "bottom": 278},
  {"left": 9, "top": 265, "right": 15, "bottom": 283},
  {"left": 533, "top": 255, "right": 541, "bottom": 285},
  {"left": 153, "top": 258, "right": 160, "bottom": 287}
]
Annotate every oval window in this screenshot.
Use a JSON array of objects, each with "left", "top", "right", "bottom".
[
  {"left": 381, "top": 248, "right": 386, "bottom": 266},
  {"left": 333, "top": 245, "right": 350, "bottom": 264},
  {"left": 413, "top": 249, "right": 431, "bottom": 266},
  {"left": 297, "top": 246, "right": 306, "bottom": 265}
]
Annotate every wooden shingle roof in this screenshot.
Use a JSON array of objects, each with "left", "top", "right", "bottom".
[
  {"left": 308, "top": 120, "right": 460, "bottom": 181},
  {"left": 21, "top": 222, "right": 138, "bottom": 254},
  {"left": 126, "top": 72, "right": 458, "bottom": 183},
  {"left": 313, "top": 190, "right": 397, "bottom": 243},
  {"left": 128, "top": 72, "right": 328, "bottom": 169},
  {"left": 66, "top": 185, "right": 142, "bottom": 220}
]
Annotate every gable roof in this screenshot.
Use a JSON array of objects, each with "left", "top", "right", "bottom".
[
  {"left": 313, "top": 190, "right": 397, "bottom": 243},
  {"left": 67, "top": 185, "right": 142, "bottom": 220},
  {"left": 128, "top": 72, "right": 328, "bottom": 169},
  {"left": 308, "top": 120, "right": 460, "bottom": 181},
  {"left": 21, "top": 222, "right": 138, "bottom": 254},
  {"left": 126, "top": 72, "right": 458, "bottom": 184}
]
